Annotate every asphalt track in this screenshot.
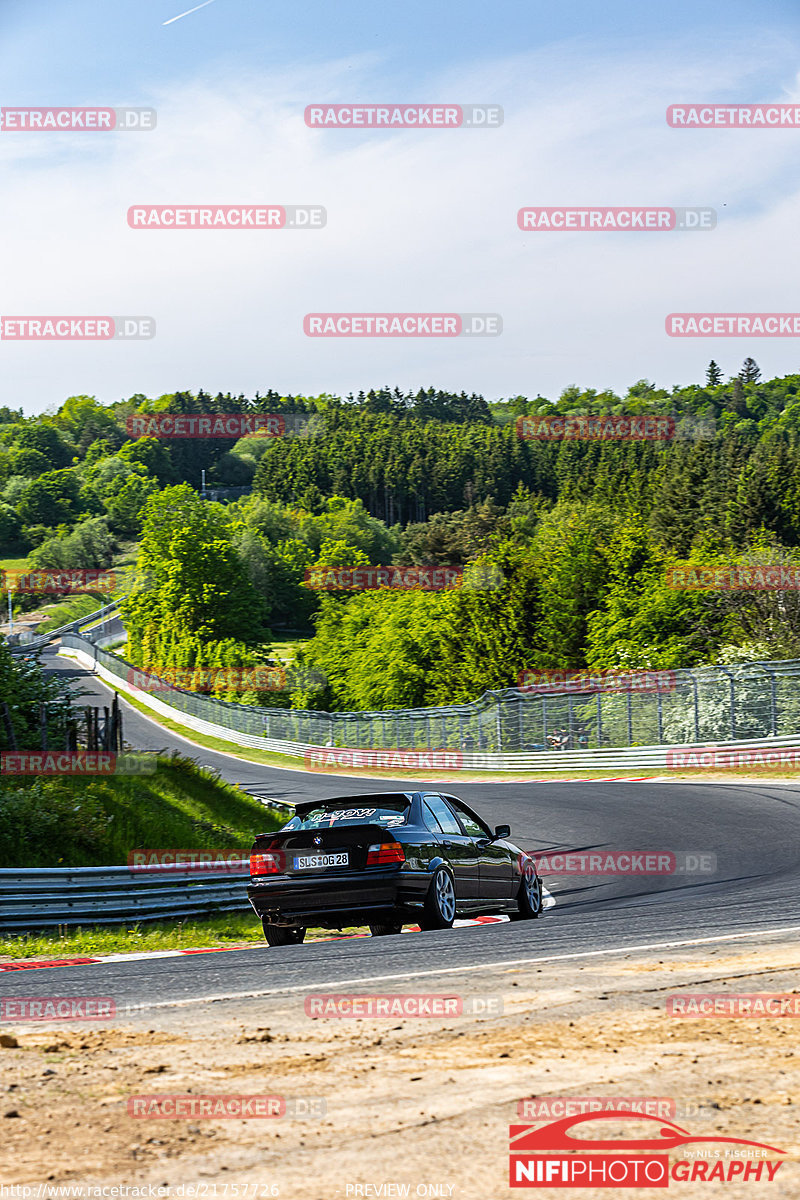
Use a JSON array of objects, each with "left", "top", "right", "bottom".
[{"left": 4, "top": 644, "right": 799, "bottom": 1013}]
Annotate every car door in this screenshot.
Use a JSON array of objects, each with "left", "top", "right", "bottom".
[
  {"left": 446, "top": 797, "right": 514, "bottom": 900},
  {"left": 422, "top": 794, "right": 480, "bottom": 901}
]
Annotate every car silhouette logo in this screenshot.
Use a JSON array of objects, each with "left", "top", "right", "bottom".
[{"left": 509, "top": 1111, "right": 785, "bottom": 1154}]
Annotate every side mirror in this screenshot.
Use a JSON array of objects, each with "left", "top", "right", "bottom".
[{"left": 493, "top": 824, "right": 510, "bottom": 840}]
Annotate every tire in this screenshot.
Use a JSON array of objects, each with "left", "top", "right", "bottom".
[
  {"left": 369, "top": 921, "right": 403, "bottom": 936},
  {"left": 262, "top": 920, "right": 306, "bottom": 946},
  {"left": 420, "top": 866, "right": 456, "bottom": 930},
  {"left": 516, "top": 861, "right": 543, "bottom": 919}
]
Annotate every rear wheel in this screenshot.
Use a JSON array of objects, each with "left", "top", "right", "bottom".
[
  {"left": 516, "top": 862, "right": 543, "bottom": 919},
  {"left": 369, "top": 921, "right": 403, "bottom": 936},
  {"left": 262, "top": 920, "right": 306, "bottom": 946},
  {"left": 420, "top": 866, "right": 456, "bottom": 930}
]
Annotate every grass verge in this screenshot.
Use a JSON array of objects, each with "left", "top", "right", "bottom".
[
  {"left": 0, "top": 913, "right": 368, "bottom": 960},
  {"left": 0, "top": 554, "right": 30, "bottom": 572},
  {"left": 0, "top": 911, "right": 263, "bottom": 959},
  {"left": 0, "top": 754, "right": 282, "bottom": 867}
]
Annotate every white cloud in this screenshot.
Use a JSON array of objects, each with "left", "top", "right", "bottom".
[{"left": 3, "top": 35, "right": 800, "bottom": 413}]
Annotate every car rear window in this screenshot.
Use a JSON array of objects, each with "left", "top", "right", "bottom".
[{"left": 283, "top": 800, "right": 411, "bottom": 830}]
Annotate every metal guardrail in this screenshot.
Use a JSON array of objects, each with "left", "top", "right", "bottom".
[
  {"left": 7, "top": 601, "right": 121, "bottom": 655},
  {"left": 0, "top": 866, "right": 252, "bottom": 930}
]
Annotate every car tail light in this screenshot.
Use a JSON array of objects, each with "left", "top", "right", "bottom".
[
  {"left": 250, "top": 851, "right": 283, "bottom": 876},
  {"left": 366, "top": 841, "right": 405, "bottom": 866}
]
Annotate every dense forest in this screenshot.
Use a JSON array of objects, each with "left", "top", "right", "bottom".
[{"left": 2, "top": 361, "right": 800, "bottom": 711}]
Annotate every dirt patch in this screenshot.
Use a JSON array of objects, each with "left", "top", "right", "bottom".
[{"left": 1, "top": 937, "right": 798, "bottom": 1198}]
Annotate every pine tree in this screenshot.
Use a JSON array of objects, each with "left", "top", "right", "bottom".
[
  {"left": 706, "top": 361, "right": 723, "bottom": 386},
  {"left": 740, "top": 358, "right": 761, "bottom": 384},
  {"left": 731, "top": 377, "right": 748, "bottom": 415}
]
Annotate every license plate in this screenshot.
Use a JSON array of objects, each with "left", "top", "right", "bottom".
[{"left": 293, "top": 852, "right": 349, "bottom": 870}]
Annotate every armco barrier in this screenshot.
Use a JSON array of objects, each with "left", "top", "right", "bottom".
[
  {"left": 0, "top": 866, "right": 252, "bottom": 930},
  {"left": 57, "top": 636, "right": 800, "bottom": 772},
  {"left": 8, "top": 601, "right": 121, "bottom": 656}
]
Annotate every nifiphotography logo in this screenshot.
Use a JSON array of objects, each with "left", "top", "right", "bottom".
[{"left": 509, "top": 1112, "right": 786, "bottom": 1187}]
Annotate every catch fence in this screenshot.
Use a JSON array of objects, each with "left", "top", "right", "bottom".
[{"left": 60, "top": 635, "right": 800, "bottom": 753}]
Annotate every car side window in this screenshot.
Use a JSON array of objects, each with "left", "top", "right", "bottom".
[
  {"left": 448, "top": 800, "right": 490, "bottom": 839},
  {"left": 421, "top": 802, "right": 444, "bottom": 834},
  {"left": 423, "top": 794, "right": 462, "bottom": 835}
]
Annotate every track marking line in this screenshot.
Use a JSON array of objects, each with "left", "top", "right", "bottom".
[{"left": 96, "top": 923, "right": 800, "bottom": 1014}]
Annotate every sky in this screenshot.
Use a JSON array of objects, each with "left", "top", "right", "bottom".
[{"left": 2, "top": 0, "right": 800, "bottom": 413}]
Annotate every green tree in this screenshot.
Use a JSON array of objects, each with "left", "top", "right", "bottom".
[
  {"left": 12, "top": 425, "right": 73, "bottom": 470},
  {"left": 740, "top": 358, "right": 761, "bottom": 384},
  {"left": 123, "top": 485, "right": 271, "bottom": 676},
  {"left": 105, "top": 474, "right": 159, "bottom": 535},
  {"left": 16, "top": 470, "right": 81, "bottom": 527}
]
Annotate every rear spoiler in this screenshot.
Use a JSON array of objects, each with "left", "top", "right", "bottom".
[{"left": 293, "top": 794, "right": 415, "bottom": 815}]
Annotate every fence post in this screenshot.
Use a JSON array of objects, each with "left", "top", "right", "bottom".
[
  {"left": 716, "top": 667, "right": 736, "bottom": 740},
  {"left": 765, "top": 666, "right": 778, "bottom": 735},
  {"left": 626, "top": 691, "right": 633, "bottom": 745}
]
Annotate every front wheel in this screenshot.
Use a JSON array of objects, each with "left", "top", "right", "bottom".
[
  {"left": 369, "top": 921, "right": 403, "bottom": 936},
  {"left": 420, "top": 866, "right": 456, "bottom": 930},
  {"left": 516, "top": 862, "right": 543, "bottom": 919},
  {"left": 262, "top": 920, "right": 306, "bottom": 946}
]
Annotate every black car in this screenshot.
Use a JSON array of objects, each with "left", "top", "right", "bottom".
[{"left": 247, "top": 790, "right": 543, "bottom": 945}]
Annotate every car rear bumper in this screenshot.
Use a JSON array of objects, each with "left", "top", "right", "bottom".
[{"left": 247, "top": 867, "right": 431, "bottom": 925}]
